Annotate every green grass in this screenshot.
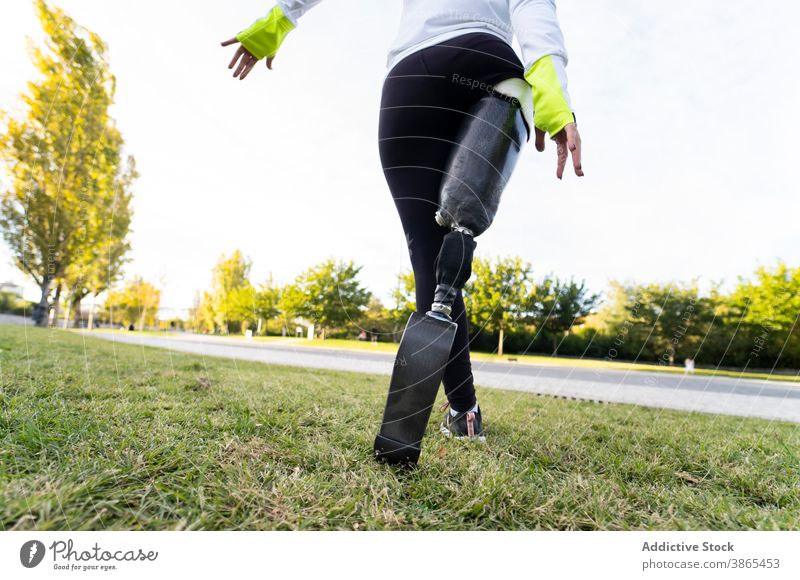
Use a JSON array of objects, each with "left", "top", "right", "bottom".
[
  {"left": 81, "top": 327, "right": 800, "bottom": 385},
  {"left": 3, "top": 324, "right": 798, "bottom": 530}
]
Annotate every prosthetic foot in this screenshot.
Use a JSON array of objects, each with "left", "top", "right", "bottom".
[
  {"left": 374, "top": 85, "right": 528, "bottom": 465},
  {"left": 373, "top": 312, "right": 457, "bottom": 465}
]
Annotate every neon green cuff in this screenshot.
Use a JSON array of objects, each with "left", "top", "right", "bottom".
[
  {"left": 236, "top": 5, "right": 295, "bottom": 60},
  {"left": 524, "top": 55, "right": 575, "bottom": 138}
]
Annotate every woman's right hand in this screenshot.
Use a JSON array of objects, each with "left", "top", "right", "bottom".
[
  {"left": 220, "top": 38, "right": 275, "bottom": 80},
  {"left": 535, "top": 122, "right": 584, "bottom": 180}
]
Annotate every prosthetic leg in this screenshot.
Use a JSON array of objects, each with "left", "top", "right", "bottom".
[{"left": 374, "top": 80, "right": 529, "bottom": 465}]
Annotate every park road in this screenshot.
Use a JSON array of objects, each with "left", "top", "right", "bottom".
[{"left": 82, "top": 330, "right": 800, "bottom": 424}]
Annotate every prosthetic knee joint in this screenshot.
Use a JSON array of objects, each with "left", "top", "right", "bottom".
[{"left": 429, "top": 78, "right": 530, "bottom": 319}]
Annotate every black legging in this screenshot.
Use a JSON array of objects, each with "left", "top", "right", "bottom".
[{"left": 378, "top": 33, "right": 526, "bottom": 412}]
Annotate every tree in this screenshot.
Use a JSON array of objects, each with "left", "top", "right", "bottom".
[
  {"left": 64, "top": 157, "right": 135, "bottom": 328},
  {"left": 464, "top": 257, "right": 533, "bottom": 356},
  {"left": 362, "top": 294, "right": 393, "bottom": 340},
  {"left": 227, "top": 284, "right": 258, "bottom": 333},
  {"left": 730, "top": 263, "right": 800, "bottom": 330},
  {"left": 187, "top": 291, "right": 215, "bottom": 334},
  {"left": 104, "top": 276, "right": 161, "bottom": 329},
  {"left": 529, "top": 276, "right": 599, "bottom": 355},
  {"left": 210, "top": 249, "right": 252, "bottom": 333},
  {"left": 0, "top": 1, "right": 135, "bottom": 325},
  {"left": 623, "top": 281, "right": 703, "bottom": 365},
  {"left": 293, "top": 259, "right": 370, "bottom": 339},
  {"left": 727, "top": 262, "right": 800, "bottom": 368},
  {"left": 253, "top": 275, "right": 281, "bottom": 335},
  {"left": 581, "top": 281, "right": 646, "bottom": 361},
  {"left": 196, "top": 291, "right": 216, "bottom": 334},
  {"left": 277, "top": 282, "right": 304, "bottom": 335}
]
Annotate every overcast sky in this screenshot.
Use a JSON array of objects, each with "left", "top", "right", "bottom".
[{"left": 1, "top": 0, "right": 798, "bottom": 313}]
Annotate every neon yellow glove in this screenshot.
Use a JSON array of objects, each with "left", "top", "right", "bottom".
[
  {"left": 524, "top": 55, "right": 575, "bottom": 138},
  {"left": 236, "top": 5, "right": 295, "bottom": 60}
]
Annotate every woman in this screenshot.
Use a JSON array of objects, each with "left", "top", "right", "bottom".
[{"left": 222, "top": 0, "right": 584, "bottom": 442}]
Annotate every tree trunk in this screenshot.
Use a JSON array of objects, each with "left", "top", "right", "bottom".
[
  {"left": 32, "top": 275, "right": 53, "bottom": 327},
  {"left": 552, "top": 333, "right": 559, "bottom": 356},
  {"left": 50, "top": 285, "right": 62, "bottom": 327},
  {"left": 498, "top": 324, "right": 505, "bottom": 357},
  {"left": 87, "top": 294, "right": 96, "bottom": 330},
  {"left": 72, "top": 295, "right": 83, "bottom": 328},
  {"left": 62, "top": 292, "right": 71, "bottom": 329}
]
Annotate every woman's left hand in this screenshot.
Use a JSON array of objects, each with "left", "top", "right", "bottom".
[{"left": 535, "top": 122, "right": 583, "bottom": 179}]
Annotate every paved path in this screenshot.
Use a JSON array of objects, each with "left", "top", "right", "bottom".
[
  {"left": 0, "top": 314, "right": 30, "bottom": 325},
  {"left": 81, "top": 331, "right": 800, "bottom": 424}
]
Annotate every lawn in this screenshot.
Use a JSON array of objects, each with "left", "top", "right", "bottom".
[{"left": 2, "top": 324, "right": 798, "bottom": 530}]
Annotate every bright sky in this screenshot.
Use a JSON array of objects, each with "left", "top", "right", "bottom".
[{"left": 1, "top": 1, "right": 799, "bottom": 314}]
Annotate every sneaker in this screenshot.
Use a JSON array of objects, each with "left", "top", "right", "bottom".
[{"left": 440, "top": 405, "right": 486, "bottom": 442}]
